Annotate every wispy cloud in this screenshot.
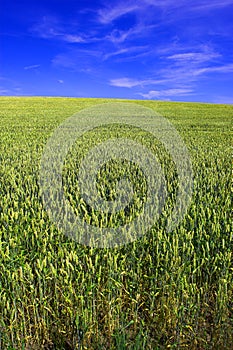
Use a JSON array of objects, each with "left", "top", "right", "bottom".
[
  {"left": 142, "top": 0, "right": 233, "bottom": 13},
  {"left": 110, "top": 45, "right": 226, "bottom": 88},
  {"left": 152, "top": 44, "right": 231, "bottom": 85},
  {"left": 0, "top": 86, "right": 22, "bottom": 95},
  {"left": 24, "top": 0, "right": 233, "bottom": 102},
  {"left": 105, "top": 23, "right": 159, "bottom": 44},
  {"left": 62, "top": 34, "right": 86, "bottom": 43},
  {"left": 24, "top": 64, "right": 40, "bottom": 70},
  {"left": 57, "top": 79, "right": 64, "bottom": 84},
  {"left": 0, "top": 88, "right": 10, "bottom": 94},
  {"left": 52, "top": 48, "right": 103, "bottom": 73},
  {"left": 190, "top": 0, "right": 233, "bottom": 11},
  {"left": 103, "top": 45, "right": 148, "bottom": 60},
  {"left": 110, "top": 77, "right": 165, "bottom": 88},
  {"left": 98, "top": 0, "right": 233, "bottom": 26},
  {"left": 110, "top": 41, "right": 233, "bottom": 101},
  {"left": 166, "top": 51, "right": 220, "bottom": 64},
  {"left": 31, "top": 16, "right": 87, "bottom": 43},
  {"left": 52, "top": 53, "right": 81, "bottom": 71},
  {"left": 194, "top": 63, "right": 233, "bottom": 75},
  {"left": 98, "top": 3, "right": 139, "bottom": 24},
  {"left": 110, "top": 78, "right": 144, "bottom": 88},
  {"left": 139, "top": 88, "right": 194, "bottom": 99},
  {"left": 105, "top": 28, "right": 134, "bottom": 44}
]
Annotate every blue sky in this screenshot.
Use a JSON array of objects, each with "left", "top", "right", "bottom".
[{"left": 1, "top": 0, "right": 233, "bottom": 103}]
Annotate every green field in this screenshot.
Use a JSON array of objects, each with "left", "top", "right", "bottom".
[{"left": 0, "top": 97, "right": 232, "bottom": 349}]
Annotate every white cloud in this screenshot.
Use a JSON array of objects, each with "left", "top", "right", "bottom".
[
  {"left": 52, "top": 48, "right": 102, "bottom": 72},
  {"left": 143, "top": 0, "right": 233, "bottom": 12},
  {"left": 167, "top": 52, "right": 220, "bottom": 64},
  {"left": 109, "top": 77, "right": 165, "bottom": 88},
  {"left": 24, "top": 64, "right": 40, "bottom": 70},
  {"left": 98, "top": 3, "right": 139, "bottom": 24},
  {"left": 0, "top": 86, "right": 22, "bottom": 95},
  {"left": 29, "top": 2, "right": 233, "bottom": 104},
  {"left": 156, "top": 46, "right": 233, "bottom": 85},
  {"left": 105, "top": 28, "right": 133, "bottom": 44},
  {"left": 110, "top": 78, "right": 143, "bottom": 88},
  {"left": 103, "top": 45, "right": 147, "bottom": 60},
  {"left": 63, "top": 34, "right": 86, "bottom": 43},
  {"left": 105, "top": 22, "right": 159, "bottom": 44},
  {"left": 98, "top": 0, "right": 233, "bottom": 26},
  {"left": 109, "top": 43, "right": 233, "bottom": 101},
  {"left": 191, "top": 0, "right": 233, "bottom": 11},
  {"left": 32, "top": 16, "right": 87, "bottom": 43},
  {"left": 58, "top": 80, "right": 64, "bottom": 84},
  {"left": 161, "top": 62, "right": 233, "bottom": 82},
  {"left": 194, "top": 63, "right": 233, "bottom": 75},
  {"left": 139, "top": 88, "right": 194, "bottom": 99},
  {"left": 0, "top": 89, "right": 10, "bottom": 94}
]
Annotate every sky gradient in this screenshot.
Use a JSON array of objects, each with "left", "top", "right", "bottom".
[{"left": 1, "top": 0, "right": 233, "bottom": 103}]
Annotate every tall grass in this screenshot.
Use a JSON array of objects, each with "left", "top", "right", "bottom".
[{"left": 0, "top": 97, "right": 232, "bottom": 349}]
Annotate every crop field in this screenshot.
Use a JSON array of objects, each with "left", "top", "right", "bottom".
[{"left": 0, "top": 97, "right": 232, "bottom": 349}]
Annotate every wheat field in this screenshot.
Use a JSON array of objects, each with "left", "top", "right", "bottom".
[{"left": 0, "top": 97, "right": 232, "bottom": 349}]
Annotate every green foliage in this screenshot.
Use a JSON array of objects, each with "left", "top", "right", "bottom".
[{"left": 0, "top": 97, "right": 232, "bottom": 349}]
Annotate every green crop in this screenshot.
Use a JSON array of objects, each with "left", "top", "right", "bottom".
[{"left": 0, "top": 97, "right": 232, "bottom": 349}]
